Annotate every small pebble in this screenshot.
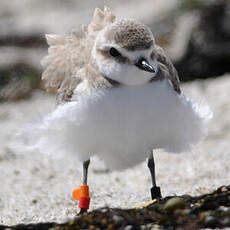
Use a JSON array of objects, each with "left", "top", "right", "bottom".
[
  {"left": 32, "top": 199, "right": 37, "bottom": 204},
  {"left": 205, "top": 215, "right": 218, "bottom": 226},
  {"left": 163, "top": 197, "right": 186, "bottom": 213},
  {"left": 13, "top": 170, "right": 20, "bottom": 175},
  {"left": 89, "top": 225, "right": 96, "bottom": 230},
  {"left": 112, "top": 215, "right": 124, "bottom": 223},
  {"left": 221, "top": 186, "right": 228, "bottom": 192},
  {"left": 107, "top": 223, "right": 114, "bottom": 230},
  {"left": 124, "top": 225, "right": 133, "bottom": 230},
  {"left": 101, "top": 218, "right": 107, "bottom": 226},
  {"left": 199, "top": 211, "right": 211, "bottom": 220}
]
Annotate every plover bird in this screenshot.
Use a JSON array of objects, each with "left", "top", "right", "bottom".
[{"left": 40, "top": 7, "right": 211, "bottom": 213}]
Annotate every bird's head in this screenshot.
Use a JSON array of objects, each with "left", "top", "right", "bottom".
[{"left": 92, "top": 19, "right": 158, "bottom": 86}]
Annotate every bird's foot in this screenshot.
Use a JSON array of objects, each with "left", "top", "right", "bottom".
[
  {"left": 150, "top": 186, "right": 162, "bottom": 200},
  {"left": 78, "top": 208, "right": 88, "bottom": 215}
]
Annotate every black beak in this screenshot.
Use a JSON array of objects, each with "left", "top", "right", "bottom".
[{"left": 135, "top": 58, "right": 155, "bottom": 73}]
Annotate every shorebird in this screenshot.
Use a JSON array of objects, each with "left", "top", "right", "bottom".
[{"left": 40, "top": 7, "right": 211, "bottom": 214}]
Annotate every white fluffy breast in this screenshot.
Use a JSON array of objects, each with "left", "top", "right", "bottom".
[{"left": 35, "top": 80, "right": 212, "bottom": 170}]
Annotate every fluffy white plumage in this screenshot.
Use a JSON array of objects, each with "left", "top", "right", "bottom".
[
  {"left": 33, "top": 80, "right": 211, "bottom": 170},
  {"left": 20, "top": 7, "right": 212, "bottom": 172}
]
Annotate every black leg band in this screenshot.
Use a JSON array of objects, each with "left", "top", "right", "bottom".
[{"left": 150, "top": 186, "right": 162, "bottom": 200}]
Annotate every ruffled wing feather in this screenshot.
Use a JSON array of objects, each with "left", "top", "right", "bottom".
[
  {"left": 41, "top": 7, "right": 115, "bottom": 103},
  {"left": 155, "top": 45, "right": 181, "bottom": 94}
]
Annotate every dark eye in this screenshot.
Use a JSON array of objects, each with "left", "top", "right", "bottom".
[{"left": 109, "top": 47, "right": 121, "bottom": 57}]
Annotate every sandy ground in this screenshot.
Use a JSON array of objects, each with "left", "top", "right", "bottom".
[{"left": 0, "top": 75, "right": 230, "bottom": 225}]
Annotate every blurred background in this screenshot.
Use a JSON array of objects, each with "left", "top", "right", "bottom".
[
  {"left": 0, "top": 0, "right": 229, "bottom": 101},
  {"left": 0, "top": 0, "right": 229, "bottom": 225}
]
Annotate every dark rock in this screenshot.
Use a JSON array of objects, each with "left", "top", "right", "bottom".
[
  {"left": 175, "top": 0, "right": 230, "bottom": 81},
  {"left": 0, "top": 63, "right": 41, "bottom": 101},
  {"left": 0, "top": 34, "right": 46, "bottom": 48}
]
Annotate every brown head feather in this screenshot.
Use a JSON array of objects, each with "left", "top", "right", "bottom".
[{"left": 104, "top": 19, "right": 154, "bottom": 51}]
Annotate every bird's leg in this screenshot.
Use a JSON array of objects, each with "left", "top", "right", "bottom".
[
  {"left": 78, "top": 159, "right": 90, "bottom": 215},
  {"left": 83, "top": 159, "right": 90, "bottom": 185},
  {"left": 147, "top": 152, "right": 162, "bottom": 199},
  {"left": 72, "top": 159, "right": 91, "bottom": 215}
]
